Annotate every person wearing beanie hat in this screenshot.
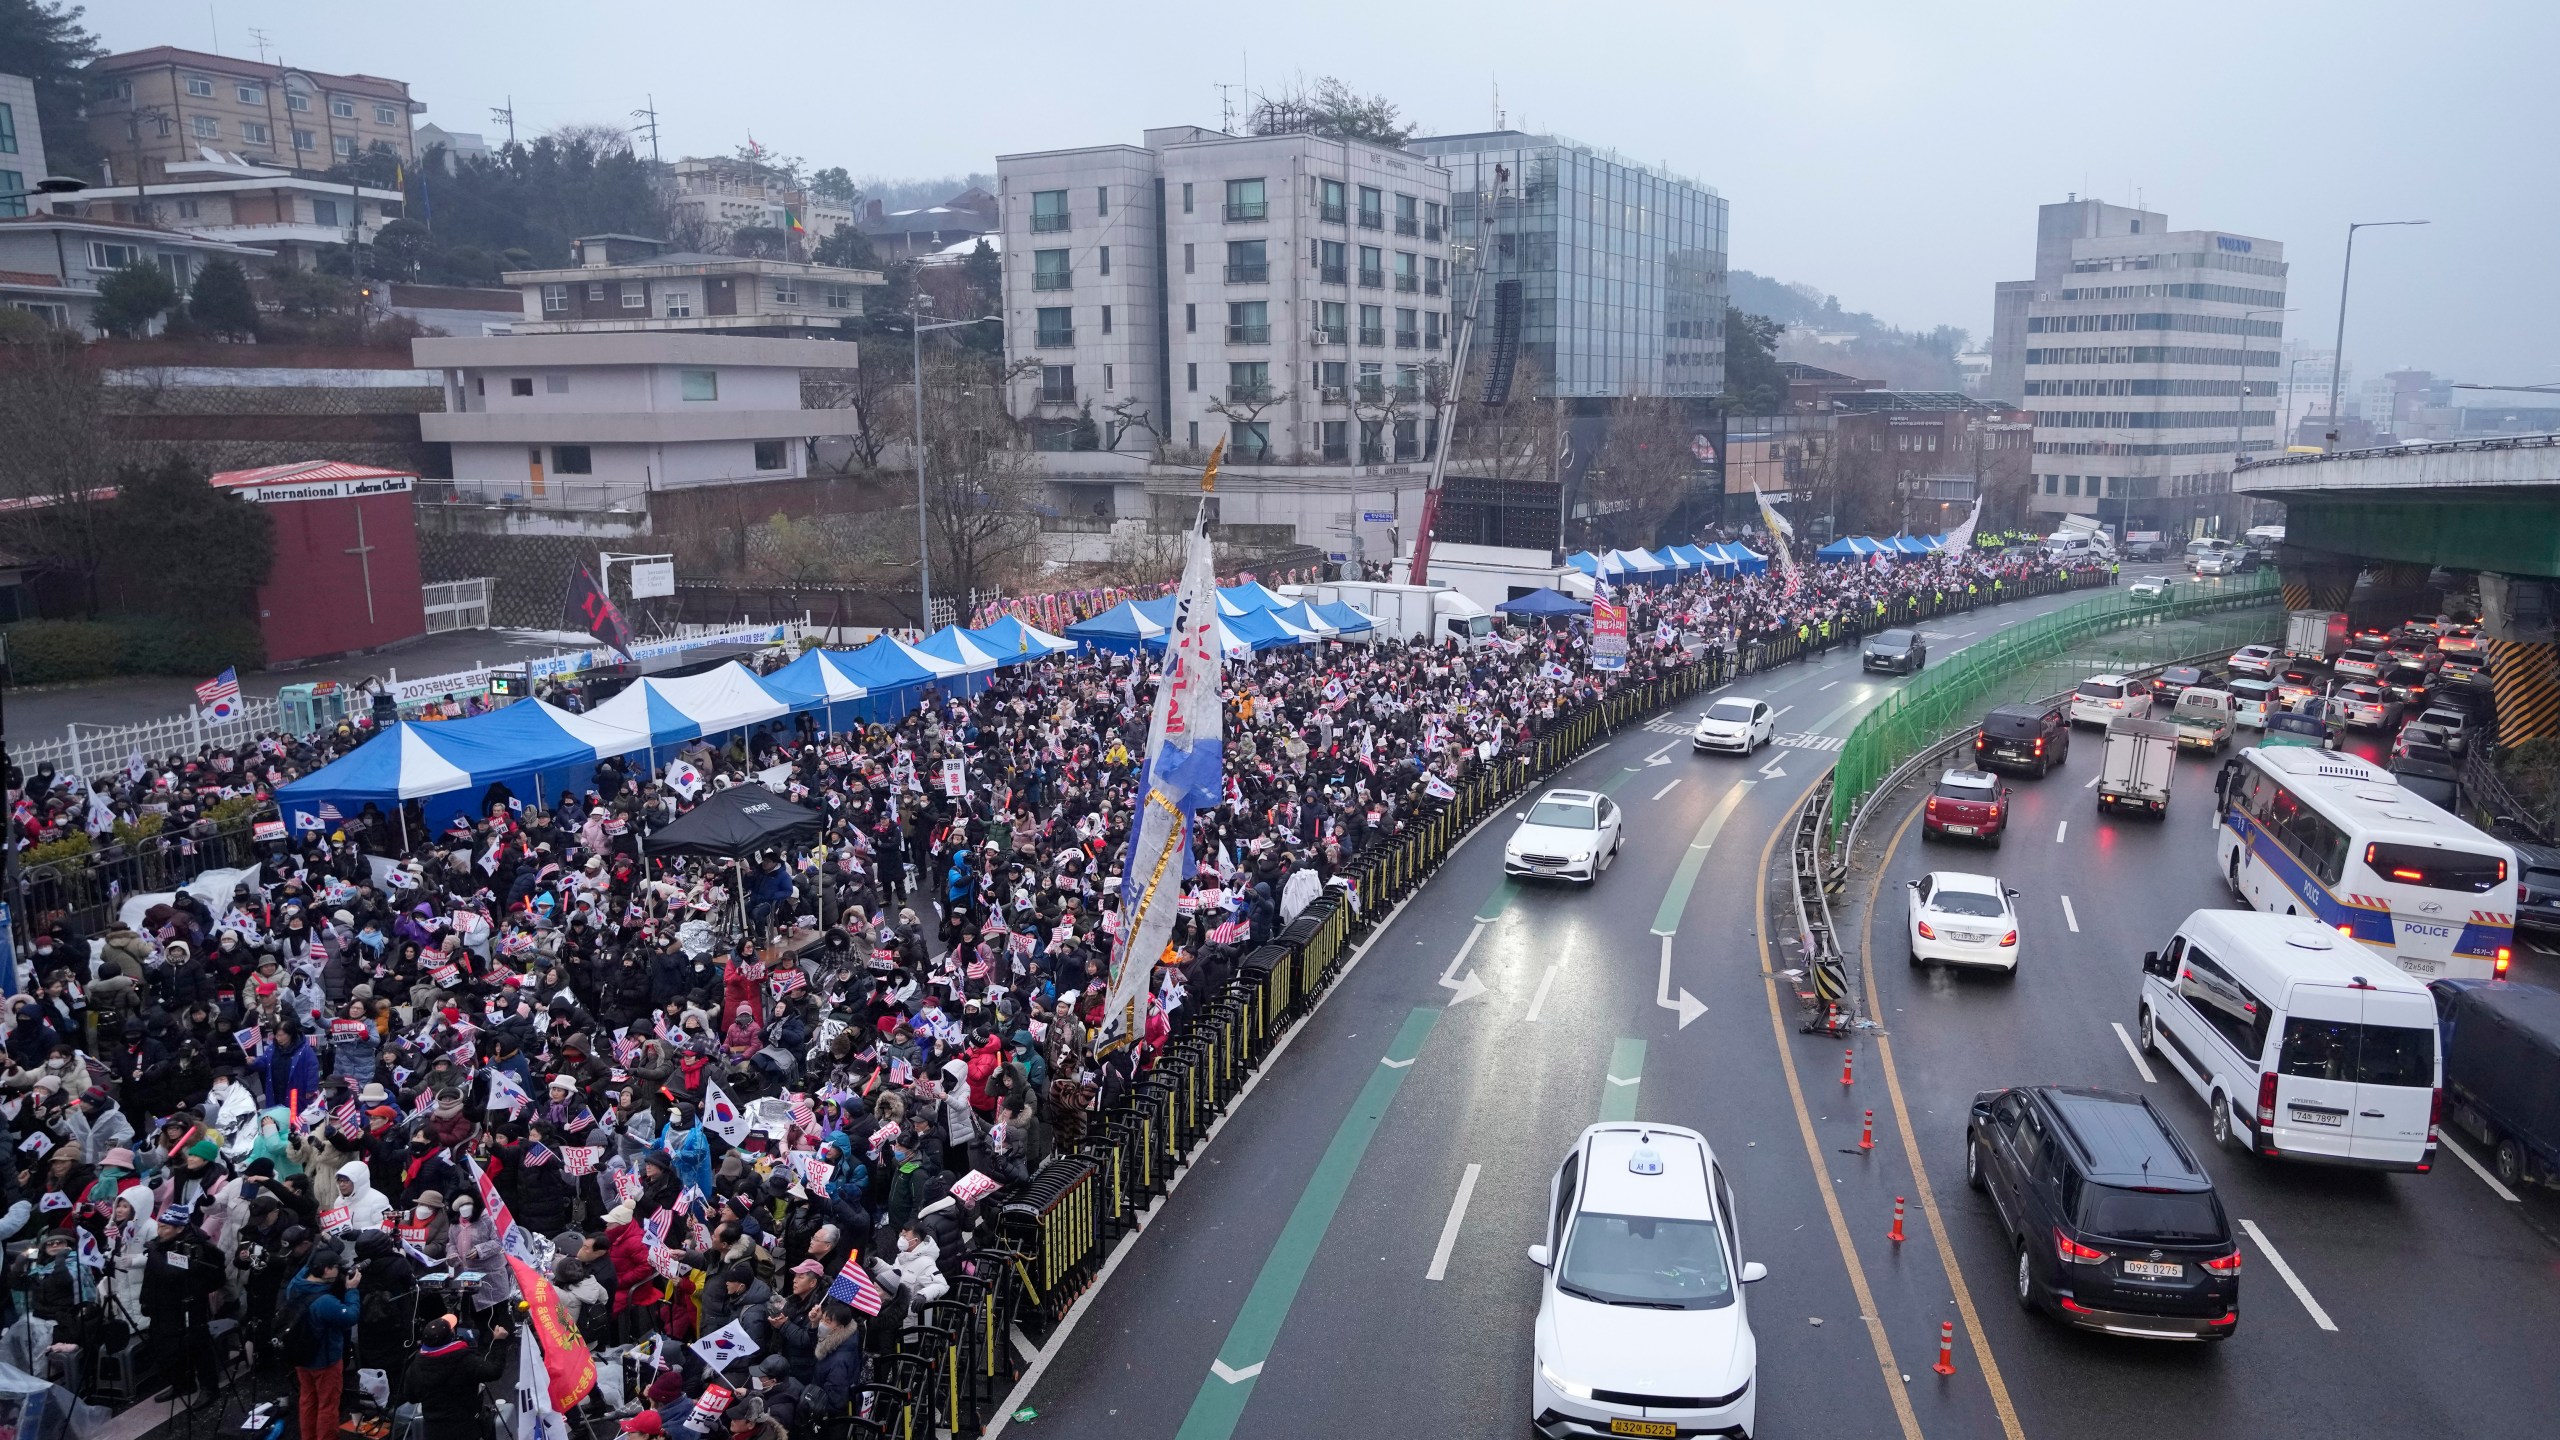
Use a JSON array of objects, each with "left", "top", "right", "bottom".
[
  {"left": 140, "top": 1199, "right": 224, "bottom": 1399},
  {"left": 402, "top": 1310, "right": 508, "bottom": 1440}
]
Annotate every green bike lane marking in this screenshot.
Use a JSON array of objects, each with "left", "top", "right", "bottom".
[
  {"left": 1172, "top": 1005, "right": 1442, "bottom": 1440},
  {"left": 1600, "top": 1036, "right": 1647, "bottom": 1121},
  {"left": 1651, "top": 780, "right": 1756, "bottom": 936}
]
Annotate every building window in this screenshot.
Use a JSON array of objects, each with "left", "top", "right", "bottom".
[
  {"left": 1358, "top": 246, "right": 1383, "bottom": 288},
  {"left": 2065, "top": 475, "right": 2081, "bottom": 496},
  {"left": 1182, "top": 181, "right": 1194, "bottom": 214},
  {"left": 1226, "top": 300, "right": 1269, "bottom": 344},
  {"left": 330, "top": 96, "right": 356, "bottom": 119},
  {"left": 681, "top": 369, "right": 719, "bottom": 401},
  {"left": 1186, "top": 362, "right": 1197, "bottom": 392},
  {"left": 543, "top": 372, "right": 569, "bottom": 394},
  {"left": 541, "top": 283, "right": 568, "bottom": 314},
  {"left": 1317, "top": 300, "right": 1347, "bottom": 343},
  {"left": 334, "top": 135, "right": 355, "bottom": 159},
  {"left": 1230, "top": 420, "right": 1271, "bottom": 461},
  {"left": 1035, "top": 307, "right": 1073, "bottom": 347},
  {"left": 754, "top": 439, "right": 788, "bottom": 470},
  {"left": 588, "top": 282, "right": 606, "bottom": 301},
  {"left": 1224, "top": 178, "right": 1266, "bottom": 222},
  {"left": 286, "top": 90, "right": 310, "bottom": 113},
  {"left": 1030, "top": 190, "right": 1068, "bottom": 232},
  {"left": 158, "top": 254, "right": 190, "bottom": 288},
  {"left": 1357, "top": 186, "right": 1383, "bottom": 228},
  {"left": 1187, "top": 420, "right": 1199, "bottom": 449},
  {"left": 664, "top": 290, "right": 693, "bottom": 318},
  {"left": 0, "top": 172, "right": 24, "bottom": 218},
  {"left": 509, "top": 376, "right": 535, "bottom": 397},
  {"left": 240, "top": 121, "right": 271, "bottom": 146},
  {"left": 622, "top": 287, "right": 648, "bottom": 309},
  {"left": 1101, "top": 305, "right": 1112, "bottom": 335},
  {"left": 1184, "top": 303, "right": 1196, "bottom": 334},
  {"left": 313, "top": 198, "right": 340, "bottom": 226},
  {"left": 1395, "top": 192, "right": 1419, "bottom": 235},
  {"left": 376, "top": 103, "right": 399, "bottom": 125},
  {"left": 1358, "top": 304, "right": 1384, "bottom": 347},
  {"left": 1104, "top": 363, "right": 1114, "bottom": 391},
  {"left": 88, "top": 241, "right": 141, "bottom": 270},
  {"left": 1099, "top": 245, "right": 1111, "bottom": 277},
  {"left": 1225, "top": 239, "right": 1268, "bottom": 283},
  {"left": 235, "top": 82, "right": 264, "bottom": 104},
  {"left": 772, "top": 279, "right": 799, "bottom": 305},
  {"left": 292, "top": 129, "right": 315, "bottom": 151},
  {"left": 1095, "top": 185, "right": 1109, "bottom": 217},
  {"left": 1040, "top": 365, "right": 1074, "bottom": 403},
  {"left": 185, "top": 74, "right": 214, "bottom": 98},
  {"left": 1394, "top": 252, "right": 1418, "bottom": 291},
  {"left": 192, "top": 115, "right": 219, "bottom": 139},
  {"left": 1318, "top": 239, "right": 1346, "bottom": 284},
  {"left": 823, "top": 285, "right": 853, "bottom": 309},
  {"left": 1183, "top": 242, "right": 1194, "bottom": 275},
  {"left": 1033, "top": 248, "right": 1071, "bottom": 291},
  {"left": 1319, "top": 178, "right": 1346, "bottom": 224},
  {"left": 553, "top": 444, "right": 593, "bottom": 474}
]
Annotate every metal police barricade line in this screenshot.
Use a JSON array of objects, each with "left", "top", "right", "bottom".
[
  {"left": 1239, "top": 942, "right": 1295, "bottom": 1043},
  {"left": 998, "top": 1155, "right": 1101, "bottom": 1341}
]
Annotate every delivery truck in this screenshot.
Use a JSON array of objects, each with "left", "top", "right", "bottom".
[
  {"left": 2096, "top": 715, "right": 2178, "bottom": 817},
  {"left": 2284, "top": 609, "right": 2350, "bottom": 661},
  {"left": 1394, "top": 542, "right": 1586, "bottom": 613},
  {"left": 1317, "top": 581, "right": 1492, "bottom": 648}
]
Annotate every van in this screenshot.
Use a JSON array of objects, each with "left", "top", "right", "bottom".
[
  {"left": 2135, "top": 910, "right": 2440, "bottom": 1171},
  {"left": 2226, "top": 677, "right": 2274, "bottom": 729}
]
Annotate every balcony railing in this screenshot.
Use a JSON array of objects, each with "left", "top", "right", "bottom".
[
  {"left": 1318, "top": 263, "right": 1348, "bottom": 284},
  {"left": 1318, "top": 385, "right": 1349, "bottom": 404},
  {"left": 1311, "top": 326, "right": 1346, "bottom": 345},
  {"left": 1425, "top": 333, "right": 1443, "bottom": 350},
  {"left": 1394, "top": 330, "right": 1420, "bottom": 349},
  {"left": 1040, "top": 383, "right": 1077, "bottom": 403},
  {"left": 1225, "top": 323, "right": 1270, "bottom": 344},
  {"left": 1225, "top": 200, "right": 1267, "bottom": 221},
  {"left": 1030, "top": 212, "right": 1070, "bottom": 233},
  {"left": 1395, "top": 216, "right": 1419, "bottom": 236},
  {"left": 1424, "top": 278, "right": 1442, "bottom": 297},
  {"left": 1226, "top": 383, "right": 1275, "bottom": 403},
  {"left": 1322, "top": 440, "right": 1350, "bottom": 461},
  {"left": 1355, "top": 381, "right": 1385, "bottom": 403},
  {"left": 1319, "top": 201, "right": 1346, "bottom": 224},
  {"left": 1033, "top": 271, "right": 1072, "bottom": 291},
  {"left": 1357, "top": 209, "right": 1384, "bottom": 229},
  {"left": 1394, "top": 274, "right": 1419, "bottom": 292},
  {"left": 1393, "top": 383, "right": 1421, "bottom": 402},
  {"left": 1424, "top": 222, "right": 1444, "bottom": 241},
  {"left": 1035, "top": 327, "right": 1075, "bottom": 348},
  {"left": 1358, "top": 269, "right": 1384, "bottom": 289},
  {"left": 1358, "top": 327, "right": 1385, "bottom": 347},
  {"left": 1224, "top": 263, "right": 1269, "bottom": 283}
]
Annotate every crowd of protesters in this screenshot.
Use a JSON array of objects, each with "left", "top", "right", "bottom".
[{"left": 0, "top": 538, "right": 2084, "bottom": 1439}]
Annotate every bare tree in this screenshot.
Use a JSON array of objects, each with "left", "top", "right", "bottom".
[
  {"left": 1205, "top": 382, "right": 1294, "bottom": 463},
  {"left": 800, "top": 362, "right": 904, "bottom": 474},
  {"left": 544, "top": 121, "right": 636, "bottom": 156},
  {"left": 1581, "top": 397, "right": 1698, "bottom": 550},
  {"left": 0, "top": 337, "right": 124, "bottom": 614},
  {"left": 1100, "top": 396, "right": 1162, "bottom": 454},
  {"left": 1446, "top": 350, "right": 1560, "bottom": 484},
  {"left": 917, "top": 352, "right": 1044, "bottom": 599}
]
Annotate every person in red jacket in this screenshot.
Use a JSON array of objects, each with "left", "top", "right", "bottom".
[
  {"left": 722, "top": 944, "right": 768, "bottom": 1030},
  {"left": 603, "top": 1203, "right": 662, "bottom": 1344},
  {"left": 963, "top": 1033, "right": 1004, "bottom": 1123}
]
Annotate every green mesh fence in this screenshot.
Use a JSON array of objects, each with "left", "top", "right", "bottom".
[{"left": 1829, "top": 572, "right": 2283, "bottom": 847}]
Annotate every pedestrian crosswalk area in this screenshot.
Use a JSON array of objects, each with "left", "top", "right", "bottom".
[
  {"left": 1643, "top": 714, "right": 1700, "bottom": 735},
  {"left": 1771, "top": 732, "right": 1847, "bottom": 752}
]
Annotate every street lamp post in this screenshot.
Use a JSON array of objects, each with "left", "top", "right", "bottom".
[
  {"left": 905, "top": 298, "right": 1001, "bottom": 632},
  {"left": 2231, "top": 305, "right": 2294, "bottom": 528},
  {"left": 0, "top": 175, "right": 88, "bottom": 212},
  {"left": 2323, "top": 219, "right": 2429, "bottom": 450}
]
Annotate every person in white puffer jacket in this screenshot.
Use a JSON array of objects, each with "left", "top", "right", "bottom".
[{"left": 867, "top": 1222, "right": 948, "bottom": 1305}]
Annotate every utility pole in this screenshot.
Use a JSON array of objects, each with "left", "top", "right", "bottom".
[
  {"left": 491, "top": 97, "right": 517, "bottom": 148},
  {"left": 631, "top": 95, "right": 662, "bottom": 165},
  {"left": 2231, "top": 306, "right": 2292, "bottom": 521},
  {"left": 122, "top": 106, "right": 174, "bottom": 226}
]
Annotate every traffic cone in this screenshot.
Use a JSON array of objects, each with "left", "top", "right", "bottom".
[
  {"left": 1841, "top": 1049, "right": 1855, "bottom": 1087},
  {"left": 1888, "top": 1196, "right": 1906, "bottom": 1244},
  {"left": 1859, "top": 1110, "right": 1875, "bottom": 1152},
  {"left": 1932, "top": 1320, "right": 1957, "bottom": 1376}
]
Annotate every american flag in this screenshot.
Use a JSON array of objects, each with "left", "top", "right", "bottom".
[
  {"left": 333, "top": 1098, "right": 361, "bottom": 1136},
  {"left": 827, "top": 1254, "right": 886, "bottom": 1316},
  {"left": 317, "top": 801, "right": 343, "bottom": 821},
  {"left": 194, "top": 667, "right": 241, "bottom": 707},
  {"left": 966, "top": 956, "right": 990, "bottom": 981},
  {"left": 788, "top": 1094, "right": 816, "bottom": 1131},
  {"left": 768, "top": 969, "right": 807, "bottom": 998},
  {"left": 1208, "top": 917, "right": 1248, "bottom": 945},
  {"left": 525, "top": 1140, "right": 555, "bottom": 1166},
  {"left": 640, "top": 1207, "right": 672, "bottom": 1248}
]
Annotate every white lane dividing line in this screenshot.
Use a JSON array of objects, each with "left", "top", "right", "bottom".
[
  {"left": 2110, "top": 1022, "right": 2156, "bottom": 1083},
  {"left": 1770, "top": 705, "right": 1794, "bottom": 721},
  {"left": 2084, "top": 771, "right": 2100, "bottom": 789},
  {"left": 2440, "top": 1134, "right": 2521, "bottom": 1203},
  {"left": 2061, "top": 895, "right": 2080, "bottom": 933},
  {"left": 2056, "top": 820, "right": 2070, "bottom": 843},
  {"left": 1651, "top": 777, "right": 1683, "bottom": 802},
  {"left": 1522, "top": 965, "right": 1562, "bottom": 1023},
  {"left": 1425, "top": 1163, "right": 1483, "bottom": 1281},
  {"left": 1818, "top": 681, "right": 1840, "bottom": 691},
  {"left": 2238, "top": 1219, "right": 2338, "bottom": 1332}
]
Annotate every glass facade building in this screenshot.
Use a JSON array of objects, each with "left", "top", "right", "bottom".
[{"left": 1409, "top": 131, "right": 1729, "bottom": 400}]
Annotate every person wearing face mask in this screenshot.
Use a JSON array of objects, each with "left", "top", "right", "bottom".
[
  {"left": 866, "top": 1221, "right": 946, "bottom": 1307},
  {"left": 204, "top": 1066, "right": 259, "bottom": 1156}
]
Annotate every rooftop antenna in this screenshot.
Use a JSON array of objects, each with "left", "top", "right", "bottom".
[
  {"left": 246, "top": 26, "right": 271, "bottom": 64},
  {"left": 631, "top": 95, "right": 662, "bottom": 165},
  {"left": 1492, "top": 78, "right": 1504, "bottom": 130},
  {"left": 491, "top": 96, "right": 517, "bottom": 147},
  {"left": 208, "top": 4, "right": 220, "bottom": 54},
  {"left": 1215, "top": 82, "right": 1241, "bottom": 134}
]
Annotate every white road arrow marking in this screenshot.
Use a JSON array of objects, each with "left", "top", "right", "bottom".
[
  {"left": 1656, "top": 935, "right": 1707, "bottom": 1029},
  {"left": 1606, "top": 1075, "right": 1641, "bottom": 1086},
  {"left": 1380, "top": 1056, "right": 1416, "bottom": 1069},
  {"left": 1210, "top": 1360, "right": 1264, "bottom": 1384},
  {"left": 1757, "top": 754, "right": 1789, "bottom": 780},
  {"left": 1437, "top": 921, "right": 1487, "bottom": 1007}
]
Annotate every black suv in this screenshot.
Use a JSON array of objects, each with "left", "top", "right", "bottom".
[
  {"left": 1965, "top": 1085, "right": 2240, "bottom": 1340},
  {"left": 1863, "top": 629, "right": 1927, "bottom": 675},
  {"left": 1975, "top": 703, "right": 2069, "bottom": 778}
]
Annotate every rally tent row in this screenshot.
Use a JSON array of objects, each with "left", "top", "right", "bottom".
[{"left": 1815, "top": 534, "right": 1947, "bottom": 560}]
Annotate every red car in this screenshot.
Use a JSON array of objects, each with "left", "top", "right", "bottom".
[{"left": 1923, "top": 768, "right": 2010, "bottom": 845}]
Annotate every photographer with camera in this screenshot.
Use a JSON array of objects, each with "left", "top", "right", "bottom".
[
  {"left": 401, "top": 1314, "right": 508, "bottom": 1440},
  {"left": 276, "top": 1244, "right": 362, "bottom": 1440}
]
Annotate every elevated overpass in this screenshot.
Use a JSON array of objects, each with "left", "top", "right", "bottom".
[{"left": 2237, "top": 433, "right": 2560, "bottom": 743}]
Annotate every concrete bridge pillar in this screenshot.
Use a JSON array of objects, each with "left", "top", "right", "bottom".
[
  {"left": 2483, "top": 575, "right": 2560, "bottom": 747},
  {"left": 2276, "top": 549, "right": 2361, "bottom": 612}
]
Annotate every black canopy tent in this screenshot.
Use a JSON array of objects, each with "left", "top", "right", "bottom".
[{"left": 649, "top": 784, "right": 823, "bottom": 858}]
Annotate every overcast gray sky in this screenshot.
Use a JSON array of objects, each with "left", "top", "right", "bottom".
[{"left": 100, "top": 0, "right": 2558, "bottom": 385}]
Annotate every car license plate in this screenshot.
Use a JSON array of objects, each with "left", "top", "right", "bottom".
[
  {"left": 2290, "top": 1107, "right": 2343, "bottom": 1127},
  {"left": 2122, "top": 1259, "right": 2183, "bottom": 1279},
  {"left": 2398, "top": 955, "right": 2441, "bottom": 975},
  {"left": 1609, "top": 1423, "right": 1677, "bottom": 1439},
  {"left": 1947, "top": 824, "right": 1976, "bottom": 836}
]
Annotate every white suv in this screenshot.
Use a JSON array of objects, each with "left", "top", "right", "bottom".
[
  {"left": 1531, "top": 1123, "right": 1763, "bottom": 1438},
  {"left": 2070, "top": 673, "right": 2152, "bottom": 727}
]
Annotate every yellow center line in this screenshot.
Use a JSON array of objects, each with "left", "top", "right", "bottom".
[
  {"left": 1861, "top": 801, "right": 2030, "bottom": 1440},
  {"left": 1749, "top": 817, "right": 1925, "bottom": 1440}
]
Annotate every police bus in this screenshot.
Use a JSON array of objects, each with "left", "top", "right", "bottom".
[{"left": 2215, "top": 745, "right": 2516, "bottom": 981}]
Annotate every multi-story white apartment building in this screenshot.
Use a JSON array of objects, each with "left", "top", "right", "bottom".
[
  {"left": 665, "top": 157, "right": 857, "bottom": 256},
  {"left": 0, "top": 72, "right": 51, "bottom": 219},
  {"left": 1987, "top": 199, "right": 2285, "bottom": 538},
  {"left": 72, "top": 156, "right": 401, "bottom": 270},
  {"left": 500, "top": 233, "right": 881, "bottom": 338},
  {"left": 997, "top": 126, "right": 1454, "bottom": 505},
  {"left": 415, "top": 332, "right": 860, "bottom": 510}
]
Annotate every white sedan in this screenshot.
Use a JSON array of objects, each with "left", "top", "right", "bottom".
[
  {"left": 1906, "top": 870, "right": 2022, "bottom": 972},
  {"left": 1504, "top": 789, "right": 1623, "bottom": 885},
  {"left": 1531, "top": 1123, "right": 1763, "bottom": 1439},
  {"left": 1692, "top": 696, "right": 1775, "bottom": 755},
  {"left": 2128, "top": 576, "right": 2170, "bottom": 600}
]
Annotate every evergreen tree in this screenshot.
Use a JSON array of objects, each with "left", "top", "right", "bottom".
[
  {"left": 0, "top": 0, "right": 106, "bottom": 177},
  {"left": 186, "top": 259, "right": 260, "bottom": 340},
  {"left": 1719, "top": 308, "right": 1788, "bottom": 416},
  {"left": 91, "top": 262, "right": 177, "bottom": 337}
]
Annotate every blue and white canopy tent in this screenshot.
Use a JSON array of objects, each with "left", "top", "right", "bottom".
[
  {"left": 1601, "top": 548, "right": 1671, "bottom": 583},
  {"left": 1702, "top": 542, "right": 1768, "bottom": 575},
  {"left": 915, "top": 625, "right": 1006, "bottom": 675},
  {"left": 1309, "top": 601, "right": 1376, "bottom": 635},
  {"left": 581, "top": 661, "right": 802, "bottom": 761},
  {"left": 1215, "top": 581, "right": 1293, "bottom": 614},
  {"left": 273, "top": 699, "right": 655, "bottom": 836},
  {"left": 969, "top": 615, "right": 1077, "bottom": 662},
  {"left": 1064, "top": 597, "right": 1174, "bottom": 655},
  {"left": 762, "top": 649, "right": 872, "bottom": 730}
]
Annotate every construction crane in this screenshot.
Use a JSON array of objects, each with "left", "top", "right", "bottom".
[{"left": 1407, "top": 166, "right": 1519, "bottom": 586}]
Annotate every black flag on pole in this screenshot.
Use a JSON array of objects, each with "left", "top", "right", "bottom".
[{"left": 564, "top": 565, "right": 635, "bottom": 659}]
